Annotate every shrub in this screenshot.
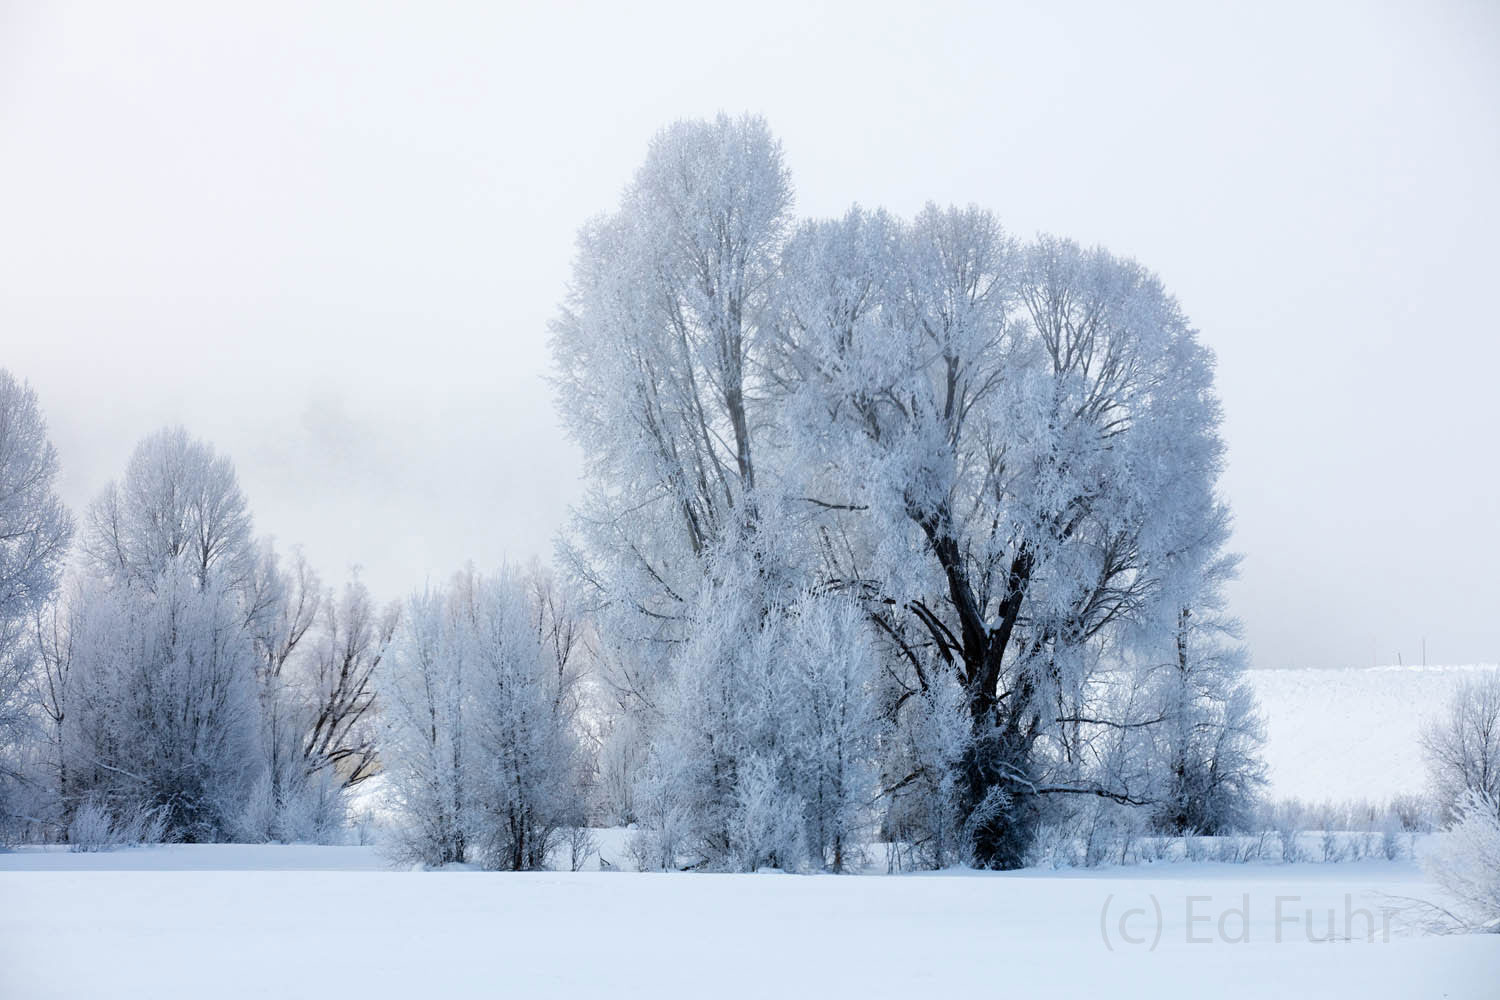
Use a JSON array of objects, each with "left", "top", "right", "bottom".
[
  {"left": 1380, "top": 819, "right": 1403, "bottom": 861},
  {"left": 1423, "top": 792, "right": 1500, "bottom": 932},
  {"left": 1268, "top": 801, "right": 1305, "bottom": 863},
  {"left": 67, "top": 799, "right": 167, "bottom": 852}
]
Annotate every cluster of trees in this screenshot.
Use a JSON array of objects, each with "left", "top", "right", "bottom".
[
  {"left": 0, "top": 117, "right": 1270, "bottom": 871},
  {"left": 0, "top": 115, "right": 1276, "bottom": 870},
  {"left": 1, "top": 413, "right": 395, "bottom": 846},
  {"left": 552, "top": 115, "right": 1268, "bottom": 870},
  {"left": 73, "top": 116, "right": 1500, "bottom": 877},
  {"left": 2, "top": 118, "right": 1496, "bottom": 886},
  {"left": 0, "top": 374, "right": 591, "bottom": 868}
]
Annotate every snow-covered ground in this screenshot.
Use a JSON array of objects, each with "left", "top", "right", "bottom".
[
  {"left": 1247, "top": 664, "right": 1498, "bottom": 801},
  {"left": 2, "top": 845, "right": 1496, "bottom": 999},
  {"left": 5, "top": 665, "right": 1497, "bottom": 998}
]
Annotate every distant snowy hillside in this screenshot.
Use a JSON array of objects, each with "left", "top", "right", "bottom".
[{"left": 1247, "top": 664, "right": 1498, "bottom": 802}]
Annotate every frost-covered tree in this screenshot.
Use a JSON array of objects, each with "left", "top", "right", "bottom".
[
  {"left": 557, "top": 117, "right": 1249, "bottom": 870},
  {"left": 241, "top": 543, "right": 323, "bottom": 839},
  {"left": 593, "top": 696, "right": 645, "bottom": 826},
  {"left": 377, "top": 587, "right": 466, "bottom": 865},
  {"left": 379, "top": 566, "right": 587, "bottom": 870},
  {"left": 300, "top": 574, "right": 394, "bottom": 789},
  {"left": 248, "top": 543, "right": 323, "bottom": 693},
  {"left": 0, "top": 373, "right": 73, "bottom": 626},
  {"left": 1147, "top": 621, "right": 1265, "bottom": 835},
  {"left": 1422, "top": 790, "right": 1500, "bottom": 932},
  {"left": 551, "top": 115, "right": 793, "bottom": 727},
  {"left": 775, "top": 213, "right": 1233, "bottom": 866},
  {"left": 0, "top": 371, "right": 74, "bottom": 840},
  {"left": 632, "top": 560, "right": 791, "bottom": 871},
  {"left": 29, "top": 588, "right": 81, "bottom": 836},
  {"left": 789, "top": 595, "right": 882, "bottom": 870},
  {"left": 61, "top": 428, "right": 396, "bottom": 845},
  {"left": 462, "top": 568, "right": 586, "bottom": 870},
  {"left": 59, "top": 430, "right": 266, "bottom": 843},
  {"left": 1423, "top": 672, "right": 1500, "bottom": 823},
  {"left": 241, "top": 551, "right": 395, "bottom": 842},
  {"left": 633, "top": 532, "right": 882, "bottom": 872},
  {"left": 63, "top": 566, "right": 263, "bottom": 842},
  {"left": 1132, "top": 540, "right": 1267, "bottom": 835},
  {"left": 82, "top": 427, "right": 255, "bottom": 593},
  {"left": 0, "top": 373, "right": 74, "bottom": 661}
]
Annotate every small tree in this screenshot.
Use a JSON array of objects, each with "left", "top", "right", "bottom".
[
  {"left": 1422, "top": 672, "right": 1500, "bottom": 823},
  {"left": 462, "top": 567, "right": 586, "bottom": 871},
  {"left": 63, "top": 565, "right": 263, "bottom": 842},
  {"left": 635, "top": 558, "right": 882, "bottom": 873},
  {"left": 378, "top": 587, "right": 468, "bottom": 865},
  {"left": 241, "top": 543, "right": 323, "bottom": 841},
  {"left": 1148, "top": 597, "right": 1267, "bottom": 835},
  {"left": 378, "top": 567, "right": 587, "bottom": 870},
  {"left": 788, "top": 596, "right": 881, "bottom": 871}
]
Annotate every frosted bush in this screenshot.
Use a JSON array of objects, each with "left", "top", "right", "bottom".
[
  {"left": 66, "top": 801, "right": 116, "bottom": 852},
  {"left": 279, "top": 769, "right": 348, "bottom": 844},
  {"left": 1075, "top": 799, "right": 1149, "bottom": 867},
  {"left": 1270, "top": 802, "right": 1306, "bottom": 863},
  {"left": 1423, "top": 792, "right": 1500, "bottom": 932},
  {"left": 627, "top": 800, "right": 692, "bottom": 872},
  {"left": 68, "top": 799, "right": 167, "bottom": 852},
  {"left": 236, "top": 765, "right": 349, "bottom": 844},
  {"left": 1024, "top": 823, "right": 1081, "bottom": 869},
  {"left": 1215, "top": 835, "right": 1260, "bottom": 864}
]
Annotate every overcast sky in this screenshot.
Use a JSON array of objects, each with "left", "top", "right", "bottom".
[{"left": 3, "top": 1, "right": 1497, "bottom": 669}]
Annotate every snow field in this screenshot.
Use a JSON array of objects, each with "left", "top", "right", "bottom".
[{"left": 2, "top": 849, "right": 1496, "bottom": 999}]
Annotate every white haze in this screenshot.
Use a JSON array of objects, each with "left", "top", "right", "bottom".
[{"left": 2, "top": 0, "right": 1497, "bottom": 670}]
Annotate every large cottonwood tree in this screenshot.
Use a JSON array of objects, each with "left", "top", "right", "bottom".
[{"left": 555, "top": 117, "right": 1257, "bottom": 869}]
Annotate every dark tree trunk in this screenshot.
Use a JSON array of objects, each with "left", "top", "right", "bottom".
[{"left": 909, "top": 500, "right": 1040, "bottom": 869}]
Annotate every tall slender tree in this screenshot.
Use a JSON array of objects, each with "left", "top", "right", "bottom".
[{"left": 0, "top": 371, "right": 73, "bottom": 839}]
